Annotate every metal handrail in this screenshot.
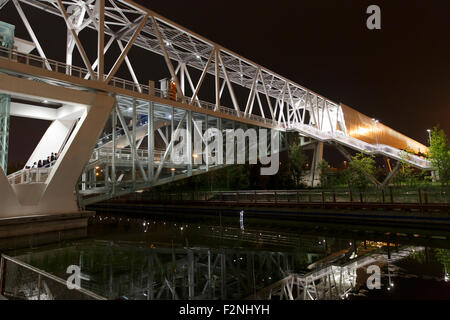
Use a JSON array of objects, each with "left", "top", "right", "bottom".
[{"left": 0, "top": 254, "right": 106, "bottom": 300}]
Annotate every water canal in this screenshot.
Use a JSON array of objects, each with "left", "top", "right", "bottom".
[{"left": 1, "top": 208, "right": 449, "bottom": 300}]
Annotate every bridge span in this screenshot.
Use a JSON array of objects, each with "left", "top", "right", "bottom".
[{"left": 0, "top": 0, "right": 431, "bottom": 218}]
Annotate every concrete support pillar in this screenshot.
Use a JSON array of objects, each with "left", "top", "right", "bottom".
[
  {"left": 0, "top": 72, "right": 115, "bottom": 217},
  {"left": 310, "top": 142, "right": 324, "bottom": 188}
]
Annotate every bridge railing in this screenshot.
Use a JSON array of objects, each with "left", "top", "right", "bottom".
[
  {"left": 90, "top": 147, "right": 165, "bottom": 163},
  {"left": 7, "top": 167, "right": 52, "bottom": 185},
  {"left": 290, "top": 123, "right": 430, "bottom": 168}
]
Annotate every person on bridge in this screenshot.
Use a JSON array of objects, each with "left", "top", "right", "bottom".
[
  {"left": 37, "top": 160, "right": 43, "bottom": 168},
  {"left": 51, "top": 153, "right": 55, "bottom": 162},
  {"left": 31, "top": 162, "right": 37, "bottom": 169}
]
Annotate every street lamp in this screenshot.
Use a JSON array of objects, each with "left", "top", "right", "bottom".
[
  {"left": 372, "top": 119, "right": 379, "bottom": 146},
  {"left": 427, "top": 129, "right": 432, "bottom": 145}
]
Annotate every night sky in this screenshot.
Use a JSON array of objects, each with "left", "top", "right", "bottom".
[{"left": 2, "top": 0, "right": 449, "bottom": 165}]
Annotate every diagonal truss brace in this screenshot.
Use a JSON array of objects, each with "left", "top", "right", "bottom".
[{"left": 115, "top": 101, "right": 148, "bottom": 182}]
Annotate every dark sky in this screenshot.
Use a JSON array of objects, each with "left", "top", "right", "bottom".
[{"left": 2, "top": 0, "right": 449, "bottom": 164}]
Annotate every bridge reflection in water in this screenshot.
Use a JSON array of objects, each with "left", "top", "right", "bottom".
[{"left": 1, "top": 213, "right": 433, "bottom": 300}]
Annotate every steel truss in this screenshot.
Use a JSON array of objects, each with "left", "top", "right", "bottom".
[
  {"left": 79, "top": 94, "right": 287, "bottom": 206},
  {"left": 8, "top": 0, "right": 346, "bottom": 131}
]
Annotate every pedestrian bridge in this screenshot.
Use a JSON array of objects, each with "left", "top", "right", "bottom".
[{"left": 0, "top": 0, "right": 431, "bottom": 217}]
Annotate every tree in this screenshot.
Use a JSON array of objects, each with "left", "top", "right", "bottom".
[
  {"left": 288, "top": 142, "right": 307, "bottom": 187},
  {"left": 394, "top": 148, "right": 421, "bottom": 187},
  {"left": 429, "top": 126, "right": 450, "bottom": 186},
  {"left": 346, "top": 152, "right": 376, "bottom": 190},
  {"left": 318, "top": 160, "right": 330, "bottom": 188}
]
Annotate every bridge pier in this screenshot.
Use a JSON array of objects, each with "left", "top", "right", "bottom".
[{"left": 0, "top": 73, "right": 115, "bottom": 219}]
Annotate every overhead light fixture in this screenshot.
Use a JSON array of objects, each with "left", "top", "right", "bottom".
[{"left": 43, "top": 100, "right": 49, "bottom": 104}]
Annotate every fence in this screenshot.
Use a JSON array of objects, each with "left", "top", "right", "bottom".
[
  {"left": 116, "top": 188, "right": 449, "bottom": 207},
  {"left": 0, "top": 254, "right": 106, "bottom": 300}
]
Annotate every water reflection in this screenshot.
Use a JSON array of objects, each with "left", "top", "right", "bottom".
[{"left": 5, "top": 211, "right": 450, "bottom": 300}]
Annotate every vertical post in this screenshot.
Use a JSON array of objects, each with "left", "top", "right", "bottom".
[
  {"left": 187, "top": 111, "right": 193, "bottom": 177},
  {"left": 207, "top": 250, "right": 212, "bottom": 298},
  {"left": 187, "top": 249, "right": 194, "bottom": 300},
  {"left": 382, "top": 189, "right": 385, "bottom": 204},
  {"left": 110, "top": 103, "right": 116, "bottom": 190},
  {"left": 132, "top": 98, "right": 136, "bottom": 187},
  {"left": 349, "top": 189, "right": 353, "bottom": 203},
  {"left": 82, "top": 172, "right": 86, "bottom": 191},
  {"left": 0, "top": 256, "right": 6, "bottom": 296},
  {"left": 148, "top": 80, "right": 155, "bottom": 96},
  {"left": 180, "top": 63, "right": 185, "bottom": 95},
  {"left": 104, "top": 164, "right": 109, "bottom": 187},
  {"left": 205, "top": 114, "right": 209, "bottom": 171},
  {"left": 418, "top": 189, "right": 423, "bottom": 206},
  {"left": 37, "top": 274, "right": 42, "bottom": 300},
  {"left": 220, "top": 252, "right": 226, "bottom": 299},
  {"left": 97, "top": 0, "right": 105, "bottom": 80},
  {"left": 389, "top": 186, "right": 394, "bottom": 204},
  {"left": 215, "top": 48, "right": 220, "bottom": 110},
  {"left": 148, "top": 102, "right": 154, "bottom": 183}
]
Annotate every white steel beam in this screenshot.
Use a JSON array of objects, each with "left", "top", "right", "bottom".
[
  {"left": 56, "top": 0, "right": 96, "bottom": 79},
  {"left": 105, "top": 14, "right": 149, "bottom": 83},
  {"left": 12, "top": 0, "right": 52, "bottom": 71}
]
